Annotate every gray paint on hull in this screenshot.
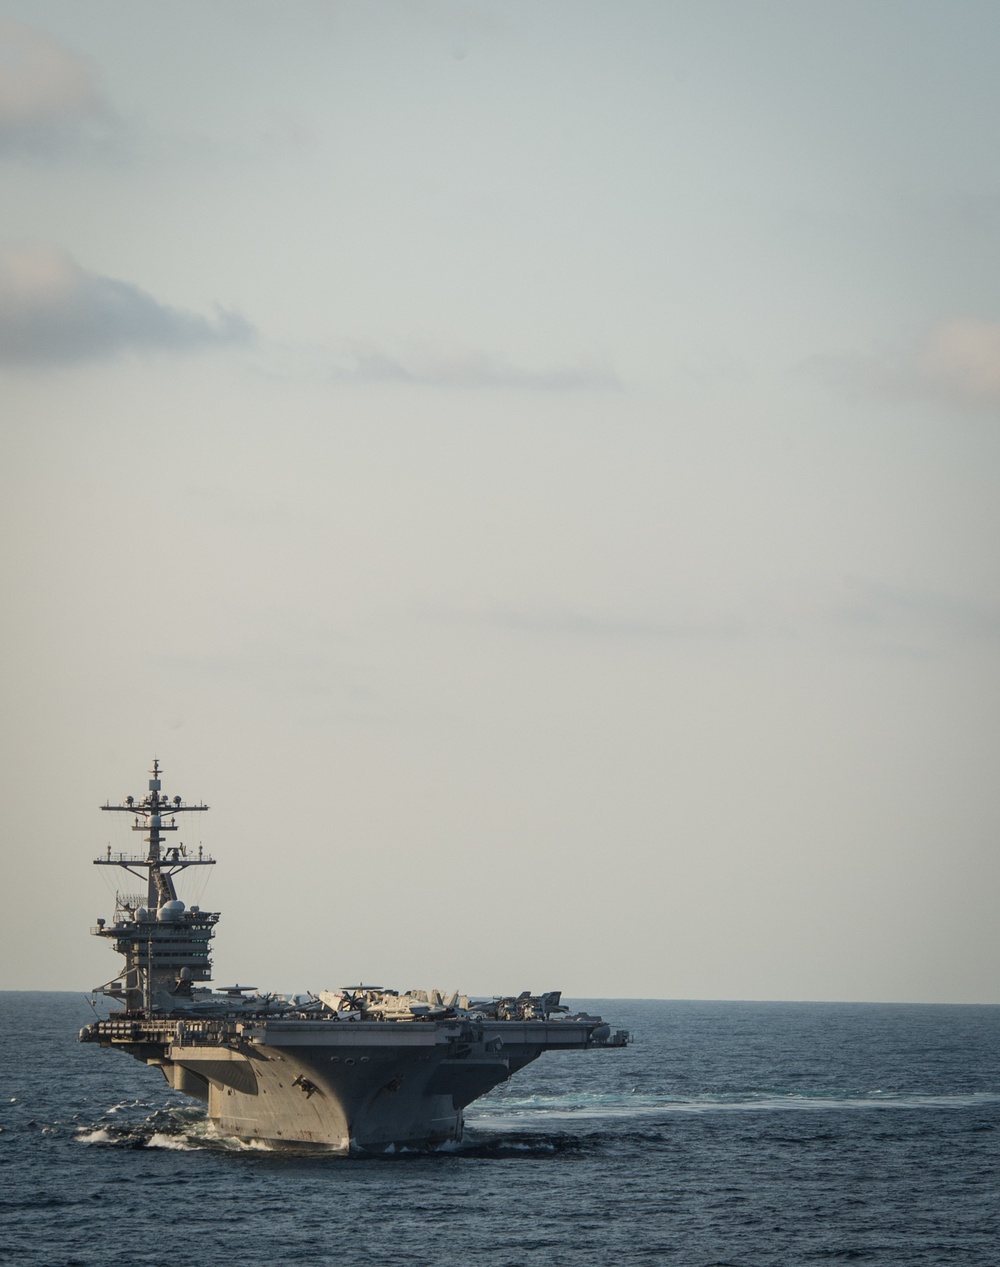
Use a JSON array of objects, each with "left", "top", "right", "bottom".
[
  {"left": 86, "top": 1016, "right": 620, "bottom": 1153},
  {"left": 185, "top": 1042, "right": 471, "bottom": 1151}
]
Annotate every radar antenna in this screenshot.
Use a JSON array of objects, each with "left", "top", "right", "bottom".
[{"left": 92, "top": 760, "right": 218, "bottom": 1014}]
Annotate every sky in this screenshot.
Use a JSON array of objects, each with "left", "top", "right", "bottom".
[{"left": 2, "top": 0, "right": 999, "bottom": 1004}]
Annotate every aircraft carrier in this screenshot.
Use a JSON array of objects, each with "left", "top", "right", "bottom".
[{"left": 79, "top": 761, "right": 628, "bottom": 1152}]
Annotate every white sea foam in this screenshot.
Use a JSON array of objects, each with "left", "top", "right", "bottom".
[
  {"left": 75, "top": 1128, "right": 112, "bottom": 1144},
  {"left": 468, "top": 1088, "right": 1000, "bottom": 1125},
  {"left": 145, "top": 1132, "right": 196, "bottom": 1150},
  {"left": 197, "top": 1122, "right": 274, "bottom": 1151}
]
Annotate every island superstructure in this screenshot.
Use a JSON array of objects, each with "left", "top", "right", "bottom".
[{"left": 79, "top": 760, "right": 628, "bottom": 1152}]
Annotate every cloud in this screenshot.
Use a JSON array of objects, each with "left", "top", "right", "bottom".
[
  {"left": 916, "top": 320, "right": 1000, "bottom": 407},
  {"left": 0, "top": 244, "right": 254, "bottom": 366},
  {"left": 0, "top": 20, "right": 108, "bottom": 153},
  {"left": 833, "top": 576, "right": 1000, "bottom": 641},
  {"left": 443, "top": 577, "right": 1000, "bottom": 659},
  {"left": 436, "top": 598, "right": 748, "bottom": 645},
  {"left": 478, "top": 605, "right": 743, "bottom": 641},
  {"left": 153, "top": 639, "right": 380, "bottom": 727},
  {"left": 336, "top": 341, "right": 621, "bottom": 391},
  {"left": 805, "top": 318, "right": 1000, "bottom": 414}
]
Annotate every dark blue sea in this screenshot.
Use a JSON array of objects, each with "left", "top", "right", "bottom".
[{"left": 2, "top": 994, "right": 998, "bottom": 1266}]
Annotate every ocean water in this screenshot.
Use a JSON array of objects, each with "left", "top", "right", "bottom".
[{"left": 1, "top": 994, "right": 998, "bottom": 1266}]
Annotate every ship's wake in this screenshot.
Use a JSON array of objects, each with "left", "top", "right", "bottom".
[
  {"left": 470, "top": 1087, "right": 1000, "bottom": 1122},
  {"left": 65, "top": 1086, "right": 1000, "bottom": 1159}
]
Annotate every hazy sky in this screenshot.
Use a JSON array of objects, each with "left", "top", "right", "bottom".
[{"left": 2, "top": 1, "right": 999, "bottom": 1003}]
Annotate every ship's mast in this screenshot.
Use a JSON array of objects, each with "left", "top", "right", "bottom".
[
  {"left": 96, "top": 758, "right": 211, "bottom": 905},
  {"left": 93, "top": 759, "right": 217, "bottom": 1013}
]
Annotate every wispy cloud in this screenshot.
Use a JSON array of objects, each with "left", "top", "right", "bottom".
[
  {"left": 473, "top": 605, "right": 744, "bottom": 641},
  {"left": 917, "top": 320, "right": 1000, "bottom": 408},
  {"left": 0, "top": 244, "right": 253, "bottom": 366},
  {"left": 833, "top": 575, "right": 1000, "bottom": 642},
  {"left": 334, "top": 341, "right": 621, "bottom": 392},
  {"left": 805, "top": 318, "right": 1000, "bottom": 414},
  {"left": 153, "top": 638, "right": 381, "bottom": 727},
  {"left": 0, "top": 20, "right": 111, "bottom": 156},
  {"left": 443, "top": 578, "right": 1000, "bottom": 656}
]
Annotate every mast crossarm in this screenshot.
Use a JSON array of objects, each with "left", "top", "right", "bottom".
[
  {"left": 101, "top": 804, "right": 209, "bottom": 813},
  {"left": 93, "top": 858, "right": 216, "bottom": 867},
  {"left": 93, "top": 863, "right": 150, "bottom": 884}
]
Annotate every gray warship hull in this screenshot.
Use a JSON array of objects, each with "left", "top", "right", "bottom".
[{"left": 81, "top": 1013, "right": 618, "bottom": 1152}]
